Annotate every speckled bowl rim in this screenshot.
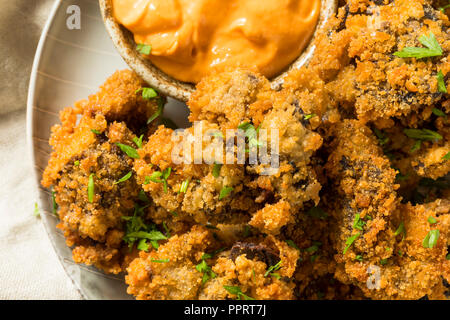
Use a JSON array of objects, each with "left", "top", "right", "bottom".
[{"left": 99, "top": 0, "right": 338, "bottom": 102}]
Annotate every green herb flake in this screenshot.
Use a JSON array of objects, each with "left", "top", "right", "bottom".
[
  {"left": 394, "top": 222, "right": 406, "bottom": 239},
  {"left": 403, "top": 129, "right": 442, "bottom": 141},
  {"left": 432, "top": 108, "right": 446, "bottom": 118},
  {"left": 306, "top": 206, "right": 329, "bottom": 220},
  {"left": 179, "top": 179, "right": 190, "bottom": 193},
  {"left": 422, "top": 229, "right": 440, "bottom": 248},
  {"left": 223, "top": 286, "right": 255, "bottom": 301},
  {"left": 443, "top": 152, "right": 450, "bottom": 161},
  {"left": 137, "top": 239, "right": 149, "bottom": 252},
  {"left": 264, "top": 261, "right": 282, "bottom": 277},
  {"left": 74, "top": 160, "right": 80, "bottom": 166},
  {"left": 124, "top": 230, "right": 168, "bottom": 242},
  {"left": 437, "top": 70, "right": 448, "bottom": 93},
  {"left": 410, "top": 140, "right": 422, "bottom": 153},
  {"left": 138, "top": 189, "right": 150, "bottom": 203},
  {"left": 88, "top": 173, "right": 95, "bottom": 203},
  {"left": 219, "top": 186, "right": 233, "bottom": 200},
  {"left": 304, "top": 114, "right": 317, "bottom": 121},
  {"left": 91, "top": 129, "right": 101, "bottom": 135},
  {"left": 343, "top": 232, "right": 360, "bottom": 255},
  {"left": 116, "top": 143, "right": 140, "bottom": 159},
  {"left": 374, "top": 128, "right": 389, "bottom": 146},
  {"left": 380, "top": 258, "right": 388, "bottom": 266},
  {"left": 428, "top": 216, "right": 438, "bottom": 224},
  {"left": 440, "top": 4, "right": 450, "bottom": 12},
  {"left": 353, "top": 214, "right": 366, "bottom": 231},
  {"left": 355, "top": 255, "right": 363, "bottom": 262},
  {"left": 114, "top": 171, "right": 132, "bottom": 185},
  {"left": 195, "top": 259, "right": 216, "bottom": 285},
  {"left": 394, "top": 32, "right": 443, "bottom": 59},
  {"left": 136, "top": 43, "right": 152, "bottom": 55},
  {"left": 151, "top": 259, "right": 170, "bottom": 263},
  {"left": 133, "top": 134, "right": 144, "bottom": 149},
  {"left": 147, "top": 98, "right": 164, "bottom": 124},
  {"left": 148, "top": 168, "right": 171, "bottom": 193},
  {"left": 446, "top": 253, "right": 450, "bottom": 260},
  {"left": 33, "top": 202, "right": 40, "bottom": 217},
  {"left": 212, "top": 163, "right": 222, "bottom": 178},
  {"left": 286, "top": 240, "right": 300, "bottom": 251}
]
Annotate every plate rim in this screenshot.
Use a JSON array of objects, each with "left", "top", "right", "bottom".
[{"left": 26, "top": 0, "right": 88, "bottom": 300}]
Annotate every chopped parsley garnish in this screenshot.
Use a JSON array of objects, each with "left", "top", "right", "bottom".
[
  {"left": 306, "top": 206, "right": 328, "bottom": 220},
  {"left": 148, "top": 168, "right": 172, "bottom": 193},
  {"left": 286, "top": 240, "right": 300, "bottom": 251},
  {"left": 138, "top": 189, "right": 150, "bottom": 202},
  {"left": 33, "top": 202, "right": 40, "bottom": 217},
  {"left": 179, "top": 179, "right": 190, "bottom": 193},
  {"left": 88, "top": 173, "right": 95, "bottom": 203},
  {"left": 133, "top": 134, "right": 144, "bottom": 149},
  {"left": 447, "top": 253, "right": 450, "bottom": 260},
  {"left": 355, "top": 255, "right": 363, "bottom": 262},
  {"left": 403, "top": 129, "right": 442, "bottom": 141},
  {"left": 138, "top": 87, "right": 158, "bottom": 99},
  {"left": 440, "top": 4, "right": 450, "bottom": 12},
  {"left": 223, "top": 286, "right": 254, "bottom": 300},
  {"left": 219, "top": 186, "right": 233, "bottom": 200},
  {"left": 353, "top": 214, "right": 366, "bottom": 231},
  {"left": 124, "top": 230, "right": 167, "bottom": 244},
  {"left": 304, "top": 114, "right": 317, "bottom": 121},
  {"left": 243, "top": 225, "right": 251, "bottom": 237},
  {"left": 136, "top": 43, "right": 152, "bottom": 55},
  {"left": 74, "top": 160, "right": 80, "bottom": 166},
  {"left": 147, "top": 98, "right": 165, "bottom": 124},
  {"left": 394, "top": 32, "right": 443, "bottom": 59},
  {"left": 264, "top": 261, "right": 282, "bottom": 278},
  {"left": 343, "top": 232, "right": 360, "bottom": 255},
  {"left": 114, "top": 171, "right": 132, "bottom": 185},
  {"left": 212, "top": 163, "right": 222, "bottom": 178},
  {"left": 428, "top": 216, "right": 438, "bottom": 224},
  {"left": 443, "top": 151, "right": 450, "bottom": 161},
  {"left": 437, "top": 70, "right": 448, "bottom": 93},
  {"left": 422, "top": 229, "right": 440, "bottom": 248},
  {"left": 196, "top": 258, "right": 217, "bottom": 285},
  {"left": 51, "top": 190, "right": 58, "bottom": 216},
  {"left": 151, "top": 259, "right": 170, "bottom": 263},
  {"left": 116, "top": 143, "right": 140, "bottom": 159},
  {"left": 394, "top": 222, "right": 406, "bottom": 240},
  {"left": 137, "top": 239, "right": 149, "bottom": 252},
  {"left": 122, "top": 204, "right": 166, "bottom": 251},
  {"left": 238, "top": 121, "right": 262, "bottom": 150},
  {"left": 379, "top": 259, "right": 388, "bottom": 265},
  {"left": 91, "top": 129, "right": 101, "bottom": 135},
  {"left": 374, "top": 128, "right": 389, "bottom": 146},
  {"left": 411, "top": 140, "right": 422, "bottom": 153},
  {"left": 432, "top": 108, "right": 446, "bottom": 118}
]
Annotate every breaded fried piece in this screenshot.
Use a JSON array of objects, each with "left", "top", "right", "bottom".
[
  {"left": 198, "top": 236, "right": 299, "bottom": 300},
  {"left": 188, "top": 68, "right": 272, "bottom": 129},
  {"left": 134, "top": 122, "right": 258, "bottom": 226},
  {"left": 126, "top": 225, "right": 214, "bottom": 300},
  {"left": 357, "top": 199, "right": 450, "bottom": 300},
  {"left": 42, "top": 70, "right": 161, "bottom": 273},
  {"left": 310, "top": 0, "right": 450, "bottom": 122},
  {"left": 324, "top": 120, "right": 401, "bottom": 294}
]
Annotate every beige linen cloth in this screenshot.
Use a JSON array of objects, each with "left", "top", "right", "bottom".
[{"left": 0, "top": 0, "right": 81, "bottom": 299}]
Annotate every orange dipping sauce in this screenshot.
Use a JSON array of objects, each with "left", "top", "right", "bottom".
[{"left": 113, "top": 0, "right": 321, "bottom": 83}]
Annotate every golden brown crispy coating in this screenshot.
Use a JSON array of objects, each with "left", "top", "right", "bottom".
[
  {"left": 42, "top": 70, "right": 160, "bottom": 273},
  {"left": 310, "top": 0, "right": 450, "bottom": 122},
  {"left": 42, "top": 0, "right": 450, "bottom": 300}
]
